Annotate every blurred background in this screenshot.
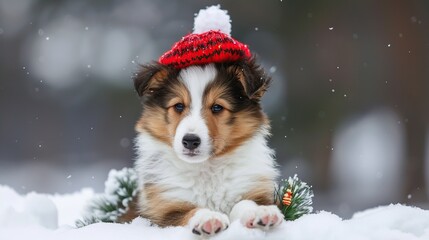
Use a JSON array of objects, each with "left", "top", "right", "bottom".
[{"left": 0, "top": 0, "right": 428, "bottom": 218}]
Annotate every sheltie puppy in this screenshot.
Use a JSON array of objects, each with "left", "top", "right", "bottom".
[{"left": 133, "top": 58, "right": 283, "bottom": 237}]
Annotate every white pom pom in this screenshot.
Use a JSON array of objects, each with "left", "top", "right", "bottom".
[{"left": 193, "top": 5, "right": 231, "bottom": 36}]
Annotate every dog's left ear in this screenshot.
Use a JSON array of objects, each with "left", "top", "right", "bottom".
[{"left": 229, "top": 58, "right": 271, "bottom": 101}]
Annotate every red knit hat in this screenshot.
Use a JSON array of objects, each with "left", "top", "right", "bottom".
[{"left": 159, "top": 5, "right": 251, "bottom": 69}]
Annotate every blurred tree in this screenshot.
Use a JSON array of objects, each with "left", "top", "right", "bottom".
[{"left": 380, "top": 0, "right": 429, "bottom": 202}]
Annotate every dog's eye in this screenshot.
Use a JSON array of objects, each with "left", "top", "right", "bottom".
[
  {"left": 211, "top": 104, "right": 224, "bottom": 113},
  {"left": 174, "top": 103, "right": 185, "bottom": 113}
]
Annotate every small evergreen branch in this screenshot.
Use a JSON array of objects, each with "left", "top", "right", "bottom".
[
  {"left": 275, "top": 174, "right": 314, "bottom": 221},
  {"left": 75, "top": 168, "right": 138, "bottom": 227}
]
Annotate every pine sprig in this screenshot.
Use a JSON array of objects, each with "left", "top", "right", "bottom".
[
  {"left": 275, "top": 174, "right": 314, "bottom": 221},
  {"left": 75, "top": 168, "right": 138, "bottom": 227}
]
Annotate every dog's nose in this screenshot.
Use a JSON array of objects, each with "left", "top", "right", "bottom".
[{"left": 182, "top": 134, "right": 201, "bottom": 150}]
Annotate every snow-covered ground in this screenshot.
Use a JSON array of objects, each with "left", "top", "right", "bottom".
[{"left": 0, "top": 185, "right": 428, "bottom": 240}]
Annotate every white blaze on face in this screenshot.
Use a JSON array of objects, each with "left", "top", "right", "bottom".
[{"left": 173, "top": 64, "right": 217, "bottom": 163}]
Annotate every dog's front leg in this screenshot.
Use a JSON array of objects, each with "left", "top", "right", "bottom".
[
  {"left": 230, "top": 200, "right": 283, "bottom": 230},
  {"left": 142, "top": 201, "right": 229, "bottom": 237}
]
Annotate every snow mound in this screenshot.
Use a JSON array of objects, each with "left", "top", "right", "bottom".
[
  {"left": 1, "top": 184, "right": 429, "bottom": 240},
  {"left": 0, "top": 186, "right": 57, "bottom": 229},
  {"left": 0, "top": 185, "right": 94, "bottom": 228}
]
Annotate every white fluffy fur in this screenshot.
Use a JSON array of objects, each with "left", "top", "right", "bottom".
[
  {"left": 135, "top": 127, "right": 278, "bottom": 215},
  {"left": 173, "top": 64, "right": 217, "bottom": 163},
  {"left": 135, "top": 64, "right": 278, "bottom": 219},
  {"left": 193, "top": 5, "right": 231, "bottom": 36}
]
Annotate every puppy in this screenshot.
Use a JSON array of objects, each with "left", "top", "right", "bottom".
[{"left": 132, "top": 5, "right": 283, "bottom": 237}]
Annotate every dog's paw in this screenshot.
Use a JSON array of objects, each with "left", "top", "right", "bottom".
[
  {"left": 241, "top": 205, "right": 283, "bottom": 230},
  {"left": 189, "top": 209, "right": 229, "bottom": 237}
]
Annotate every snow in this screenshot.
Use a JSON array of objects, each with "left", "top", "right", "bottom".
[
  {"left": 1, "top": 185, "right": 429, "bottom": 240},
  {"left": 49, "top": 188, "right": 95, "bottom": 226}
]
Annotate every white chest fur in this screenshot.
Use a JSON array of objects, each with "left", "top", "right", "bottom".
[{"left": 135, "top": 129, "right": 278, "bottom": 214}]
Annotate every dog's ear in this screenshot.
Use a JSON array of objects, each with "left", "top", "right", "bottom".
[
  {"left": 228, "top": 58, "right": 271, "bottom": 101},
  {"left": 134, "top": 62, "right": 175, "bottom": 97}
]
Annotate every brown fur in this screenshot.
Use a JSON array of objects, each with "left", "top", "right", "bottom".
[
  {"left": 202, "top": 87, "right": 268, "bottom": 156},
  {"left": 134, "top": 64, "right": 174, "bottom": 97},
  {"left": 225, "top": 59, "right": 271, "bottom": 101},
  {"left": 138, "top": 184, "right": 198, "bottom": 227},
  {"left": 241, "top": 178, "right": 276, "bottom": 206},
  {"left": 135, "top": 79, "right": 191, "bottom": 146}
]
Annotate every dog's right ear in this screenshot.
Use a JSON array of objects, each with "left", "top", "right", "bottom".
[{"left": 133, "top": 62, "right": 175, "bottom": 97}]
